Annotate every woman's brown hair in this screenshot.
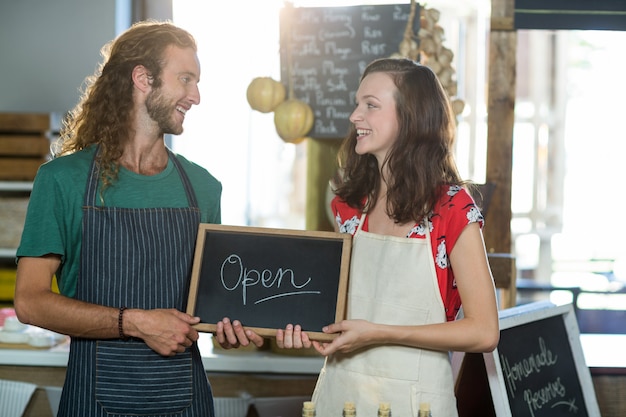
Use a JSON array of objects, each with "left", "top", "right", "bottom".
[{"left": 334, "top": 58, "right": 465, "bottom": 224}]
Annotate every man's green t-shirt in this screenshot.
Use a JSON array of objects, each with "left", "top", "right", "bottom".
[{"left": 17, "top": 146, "right": 222, "bottom": 297}]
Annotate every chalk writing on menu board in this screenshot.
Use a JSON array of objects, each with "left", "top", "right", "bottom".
[
  {"left": 279, "top": 4, "right": 419, "bottom": 139},
  {"left": 187, "top": 224, "right": 352, "bottom": 341},
  {"left": 497, "top": 314, "right": 589, "bottom": 417}
]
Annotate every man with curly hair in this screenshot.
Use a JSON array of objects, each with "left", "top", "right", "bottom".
[{"left": 14, "top": 20, "right": 262, "bottom": 417}]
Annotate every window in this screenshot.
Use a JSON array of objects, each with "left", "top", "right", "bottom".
[
  {"left": 513, "top": 30, "right": 626, "bottom": 316},
  {"left": 172, "top": 0, "right": 489, "bottom": 227}
]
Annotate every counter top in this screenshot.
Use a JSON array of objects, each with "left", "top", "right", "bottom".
[
  {"left": 580, "top": 333, "right": 626, "bottom": 373},
  {"left": 197, "top": 335, "right": 325, "bottom": 374},
  {"left": 0, "top": 333, "right": 325, "bottom": 375},
  {"left": 1, "top": 333, "right": 624, "bottom": 374}
]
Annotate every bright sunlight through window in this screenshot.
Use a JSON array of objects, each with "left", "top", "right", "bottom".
[{"left": 172, "top": 0, "right": 485, "bottom": 228}]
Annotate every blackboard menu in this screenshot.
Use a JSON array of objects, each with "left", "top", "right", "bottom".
[
  {"left": 187, "top": 224, "right": 352, "bottom": 341},
  {"left": 456, "top": 302, "right": 602, "bottom": 417},
  {"left": 452, "top": 301, "right": 600, "bottom": 417},
  {"left": 498, "top": 314, "right": 589, "bottom": 417},
  {"left": 279, "top": 4, "right": 419, "bottom": 139}
]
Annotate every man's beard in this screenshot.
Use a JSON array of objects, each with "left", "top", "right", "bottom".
[{"left": 146, "top": 88, "right": 183, "bottom": 135}]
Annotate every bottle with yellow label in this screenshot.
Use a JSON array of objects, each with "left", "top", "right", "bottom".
[
  {"left": 343, "top": 401, "right": 357, "bottom": 417},
  {"left": 418, "top": 402, "right": 432, "bottom": 417},
  {"left": 302, "top": 401, "right": 316, "bottom": 417},
  {"left": 377, "top": 402, "right": 391, "bottom": 417}
]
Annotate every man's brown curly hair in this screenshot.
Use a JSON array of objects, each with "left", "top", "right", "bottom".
[{"left": 54, "top": 20, "right": 196, "bottom": 190}]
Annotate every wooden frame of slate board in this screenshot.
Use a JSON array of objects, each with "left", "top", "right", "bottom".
[
  {"left": 186, "top": 224, "right": 352, "bottom": 341},
  {"left": 453, "top": 301, "right": 600, "bottom": 417}
]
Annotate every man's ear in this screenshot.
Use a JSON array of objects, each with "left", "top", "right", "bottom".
[{"left": 132, "top": 65, "right": 153, "bottom": 93}]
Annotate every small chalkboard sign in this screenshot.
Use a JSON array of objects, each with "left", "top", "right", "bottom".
[
  {"left": 186, "top": 224, "right": 352, "bottom": 341},
  {"left": 470, "top": 302, "right": 601, "bottom": 417},
  {"left": 279, "top": 3, "right": 419, "bottom": 139}
]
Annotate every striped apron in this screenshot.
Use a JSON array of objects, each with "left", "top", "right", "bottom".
[{"left": 57, "top": 149, "right": 214, "bottom": 417}]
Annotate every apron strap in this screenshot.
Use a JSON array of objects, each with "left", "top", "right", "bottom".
[
  {"left": 166, "top": 148, "right": 199, "bottom": 209},
  {"left": 84, "top": 146, "right": 101, "bottom": 206}
]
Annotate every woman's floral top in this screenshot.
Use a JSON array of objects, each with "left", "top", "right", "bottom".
[{"left": 331, "top": 185, "right": 484, "bottom": 321}]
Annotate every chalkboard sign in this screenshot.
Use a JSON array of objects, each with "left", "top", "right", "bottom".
[
  {"left": 186, "top": 224, "right": 352, "bottom": 341},
  {"left": 279, "top": 3, "right": 420, "bottom": 139},
  {"left": 481, "top": 302, "right": 601, "bottom": 417}
]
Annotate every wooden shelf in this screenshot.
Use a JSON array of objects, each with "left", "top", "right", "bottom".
[
  {"left": 0, "top": 181, "right": 33, "bottom": 192},
  {"left": 0, "top": 248, "right": 17, "bottom": 259}
]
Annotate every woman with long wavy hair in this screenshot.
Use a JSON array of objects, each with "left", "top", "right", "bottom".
[{"left": 275, "top": 58, "right": 499, "bottom": 417}]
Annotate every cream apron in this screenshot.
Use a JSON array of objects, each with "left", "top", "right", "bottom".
[{"left": 312, "top": 214, "right": 458, "bottom": 417}]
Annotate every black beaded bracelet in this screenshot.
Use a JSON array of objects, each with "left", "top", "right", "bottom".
[{"left": 118, "top": 307, "right": 128, "bottom": 340}]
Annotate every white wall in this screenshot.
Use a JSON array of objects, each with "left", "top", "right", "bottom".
[{"left": 0, "top": 0, "right": 119, "bottom": 114}]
